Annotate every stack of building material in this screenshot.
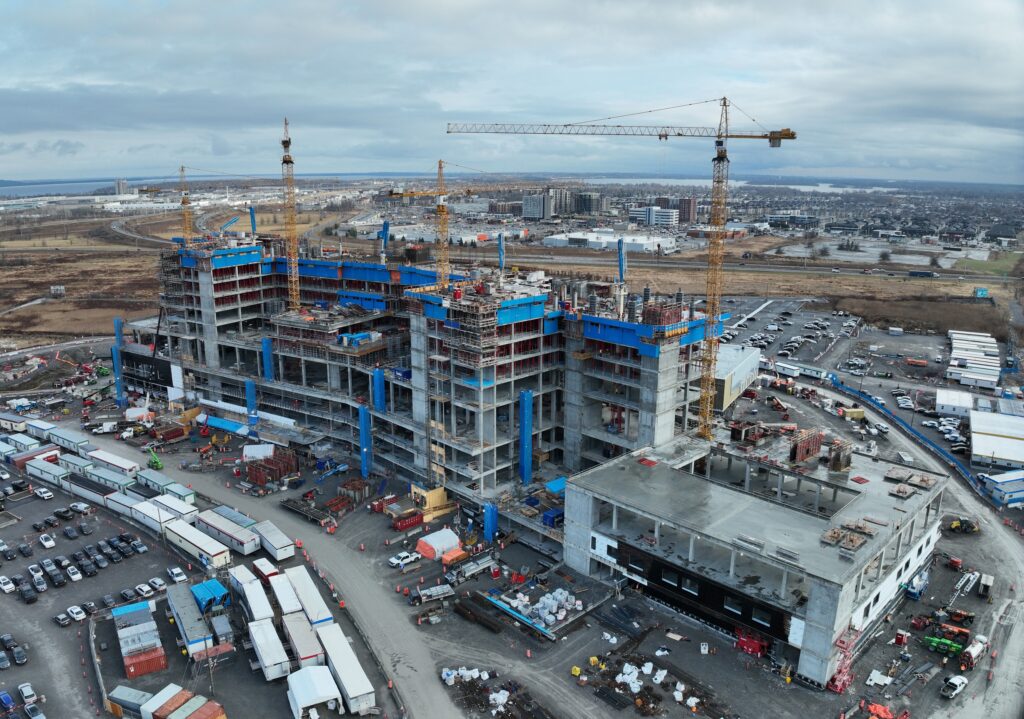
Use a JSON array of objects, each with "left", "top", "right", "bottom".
[
  {"left": 245, "top": 447, "right": 298, "bottom": 487},
  {"left": 114, "top": 602, "right": 166, "bottom": 678},
  {"left": 416, "top": 527, "right": 461, "bottom": 560}
]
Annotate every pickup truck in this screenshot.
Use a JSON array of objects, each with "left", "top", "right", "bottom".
[{"left": 388, "top": 551, "right": 422, "bottom": 569}]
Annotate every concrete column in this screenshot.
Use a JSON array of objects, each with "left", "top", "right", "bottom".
[
  {"left": 776, "top": 472, "right": 784, "bottom": 500},
  {"left": 875, "top": 551, "right": 884, "bottom": 580},
  {"left": 653, "top": 521, "right": 660, "bottom": 545},
  {"left": 727, "top": 455, "right": 733, "bottom": 470},
  {"left": 688, "top": 534, "right": 695, "bottom": 562},
  {"left": 780, "top": 569, "right": 788, "bottom": 597},
  {"left": 612, "top": 505, "right": 618, "bottom": 531},
  {"left": 895, "top": 529, "right": 903, "bottom": 559},
  {"left": 744, "top": 463, "right": 751, "bottom": 492},
  {"left": 814, "top": 483, "right": 822, "bottom": 513},
  {"left": 729, "top": 549, "right": 736, "bottom": 578}
]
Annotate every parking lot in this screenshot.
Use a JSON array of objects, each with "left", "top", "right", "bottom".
[
  {"left": 717, "top": 296, "right": 862, "bottom": 366},
  {"left": 0, "top": 470, "right": 193, "bottom": 719}
]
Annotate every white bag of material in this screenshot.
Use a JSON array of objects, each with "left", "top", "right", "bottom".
[
  {"left": 480, "top": 671, "right": 490, "bottom": 681},
  {"left": 655, "top": 648, "right": 670, "bottom": 657},
  {"left": 489, "top": 689, "right": 510, "bottom": 707},
  {"left": 446, "top": 674, "right": 456, "bottom": 686},
  {"left": 675, "top": 681, "right": 685, "bottom": 693},
  {"left": 673, "top": 690, "right": 683, "bottom": 703},
  {"left": 653, "top": 669, "right": 667, "bottom": 684},
  {"left": 629, "top": 679, "right": 643, "bottom": 693},
  {"left": 641, "top": 662, "right": 653, "bottom": 675},
  {"left": 686, "top": 697, "right": 700, "bottom": 709}
]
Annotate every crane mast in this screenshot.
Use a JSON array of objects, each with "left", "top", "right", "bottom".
[
  {"left": 447, "top": 98, "right": 794, "bottom": 440},
  {"left": 698, "top": 99, "right": 731, "bottom": 439},
  {"left": 281, "top": 118, "right": 300, "bottom": 311},
  {"left": 179, "top": 165, "right": 193, "bottom": 248}
]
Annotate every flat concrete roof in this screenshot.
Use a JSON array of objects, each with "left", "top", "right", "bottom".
[{"left": 570, "top": 439, "right": 946, "bottom": 586}]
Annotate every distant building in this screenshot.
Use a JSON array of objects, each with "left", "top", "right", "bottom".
[
  {"left": 523, "top": 194, "right": 553, "bottom": 220},
  {"left": 573, "top": 192, "right": 603, "bottom": 215},
  {"left": 547, "top": 188, "right": 573, "bottom": 215},
  {"left": 678, "top": 197, "right": 697, "bottom": 223},
  {"left": 488, "top": 200, "right": 522, "bottom": 216},
  {"left": 114, "top": 178, "right": 130, "bottom": 195},
  {"left": 628, "top": 206, "right": 679, "bottom": 227},
  {"left": 654, "top": 196, "right": 671, "bottom": 209}
]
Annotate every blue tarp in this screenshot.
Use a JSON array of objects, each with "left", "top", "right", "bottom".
[
  {"left": 544, "top": 476, "right": 567, "bottom": 495},
  {"left": 198, "top": 414, "right": 249, "bottom": 437}
]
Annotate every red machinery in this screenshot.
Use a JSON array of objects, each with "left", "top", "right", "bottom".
[{"left": 735, "top": 628, "right": 768, "bottom": 657}]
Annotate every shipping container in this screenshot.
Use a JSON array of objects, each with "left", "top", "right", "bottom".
[
  {"left": 151, "top": 689, "right": 194, "bottom": 719},
  {"left": 124, "top": 646, "right": 168, "bottom": 679},
  {"left": 87, "top": 448, "right": 139, "bottom": 478},
  {"left": 392, "top": 512, "right": 424, "bottom": 531},
  {"left": 252, "top": 520, "right": 295, "bottom": 561},
  {"left": 150, "top": 494, "right": 199, "bottom": 523},
  {"left": 26, "top": 457, "right": 69, "bottom": 485},
  {"left": 196, "top": 510, "right": 260, "bottom": 555},
  {"left": 164, "top": 482, "right": 196, "bottom": 504},
  {"left": 269, "top": 573, "right": 303, "bottom": 616},
  {"left": 316, "top": 622, "right": 376, "bottom": 715},
  {"left": 10, "top": 444, "right": 60, "bottom": 470},
  {"left": 283, "top": 612, "right": 325, "bottom": 667},
  {"left": 164, "top": 519, "right": 231, "bottom": 568},
  {"left": 284, "top": 566, "right": 334, "bottom": 627},
  {"left": 108, "top": 685, "right": 154, "bottom": 716},
  {"left": 140, "top": 684, "right": 183, "bottom": 719},
  {"left": 166, "top": 695, "right": 208, "bottom": 719},
  {"left": 182, "top": 700, "right": 227, "bottom": 719},
  {"left": 131, "top": 501, "right": 176, "bottom": 534},
  {"left": 249, "top": 618, "right": 291, "bottom": 681}
]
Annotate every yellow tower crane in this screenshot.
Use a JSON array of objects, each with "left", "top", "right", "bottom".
[
  {"left": 388, "top": 159, "right": 451, "bottom": 289},
  {"left": 448, "top": 98, "right": 795, "bottom": 439},
  {"left": 281, "top": 118, "right": 301, "bottom": 311},
  {"left": 178, "top": 165, "right": 194, "bottom": 249}
]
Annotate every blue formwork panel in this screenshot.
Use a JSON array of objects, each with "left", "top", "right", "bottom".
[
  {"left": 210, "top": 247, "right": 263, "bottom": 269},
  {"left": 543, "top": 312, "right": 562, "bottom": 335},
  {"left": 342, "top": 261, "right": 391, "bottom": 284},
  {"left": 265, "top": 258, "right": 343, "bottom": 279},
  {"left": 337, "top": 290, "right": 387, "bottom": 311},
  {"left": 400, "top": 267, "right": 439, "bottom": 286}
]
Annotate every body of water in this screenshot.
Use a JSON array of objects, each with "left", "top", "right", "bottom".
[{"left": 581, "top": 177, "right": 898, "bottom": 193}]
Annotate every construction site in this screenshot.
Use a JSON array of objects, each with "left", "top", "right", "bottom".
[{"left": 1, "top": 107, "right": 1007, "bottom": 719}]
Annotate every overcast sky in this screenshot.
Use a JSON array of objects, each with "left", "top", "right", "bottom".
[{"left": 1, "top": 0, "right": 1021, "bottom": 184}]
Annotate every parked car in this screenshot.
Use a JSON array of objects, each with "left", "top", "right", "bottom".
[
  {"left": 54, "top": 555, "right": 71, "bottom": 568},
  {"left": 131, "top": 540, "right": 148, "bottom": 554},
  {"left": 72, "top": 550, "right": 86, "bottom": 563},
  {"left": 167, "top": 566, "right": 187, "bottom": 583},
  {"left": 82, "top": 601, "right": 98, "bottom": 615},
  {"left": 0, "top": 691, "right": 13, "bottom": 713},
  {"left": 0, "top": 577, "right": 13, "bottom": 594},
  {"left": 0, "top": 650, "right": 9, "bottom": 670},
  {"left": 79, "top": 561, "right": 97, "bottom": 577},
  {"left": 148, "top": 577, "right": 167, "bottom": 592},
  {"left": 388, "top": 550, "right": 422, "bottom": 568},
  {"left": 119, "top": 532, "right": 138, "bottom": 544},
  {"left": 134, "top": 583, "right": 154, "bottom": 599},
  {"left": 26, "top": 565, "right": 43, "bottom": 580},
  {"left": 102, "top": 594, "right": 116, "bottom": 609},
  {"left": 40, "top": 558, "right": 56, "bottom": 572},
  {"left": 62, "top": 526, "right": 79, "bottom": 540},
  {"left": 30, "top": 575, "right": 47, "bottom": 593},
  {"left": 54, "top": 508, "right": 74, "bottom": 521},
  {"left": 19, "top": 682, "right": 37, "bottom": 704},
  {"left": 0, "top": 548, "right": 14, "bottom": 561},
  {"left": 69, "top": 502, "right": 90, "bottom": 514},
  {"left": 78, "top": 522, "right": 94, "bottom": 535},
  {"left": 47, "top": 570, "right": 66, "bottom": 588},
  {"left": 43, "top": 516, "right": 59, "bottom": 528},
  {"left": 19, "top": 586, "right": 37, "bottom": 604},
  {"left": 53, "top": 613, "right": 70, "bottom": 628},
  {"left": 67, "top": 566, "right": 83, "bottom": 582},
  {"left": 120, "top": 588, "right": 137, "bottom": 602},
  {"left": 93, "top": 554, "right": 109, "bottom": 569},
  {"left": 24, "top": 702, "right": 46, "bottom": 719},
  {"left": 30, "top": 522, "right": 46, "bottom": 533},
  {"left": 67, "top": 605, "right": 86, "bottom": 622},
  {"left": 0, "top": 635, "right": 18, "bottom": 651},
  {"left": 33, "top": 488, "right": 53, "bottom": 501}
]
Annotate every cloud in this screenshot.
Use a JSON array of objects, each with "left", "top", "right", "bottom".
[
  {"left": 0, "top": 0, "right": 1020, "bottom": 183},
  {"left": 32, "top": 139, "right": 85, "bottom": 156}
]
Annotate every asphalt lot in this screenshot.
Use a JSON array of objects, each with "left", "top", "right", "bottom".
[{"left": 0, "top": 472, "right": 187, "bottom": 719}]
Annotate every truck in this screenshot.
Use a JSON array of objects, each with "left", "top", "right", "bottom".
[
  {"left": 905, "top": 357, "right": 928, "bottom": 367},
  {"left": 409, "top": 583, "right": 455, "bottom": 606},
  {"left": 91, "top": 421, "right": 119, "bottom": 435},
  {"left": 959, "top": 634, "right": 989, "bottom": 669},
  {"left": 977, "top": 574, "right": 994, "bottom": 598},
  {"left": 444, "top": 553, "right": 497, "bottom": 586},
  {"left": 280, "top": 497, "right": 332, "bottom": 525},
  {"left": 905, "top": 570, "right": 929, "bottom": 600},
  {"left": 908, "top": 270, "right": 940, "bottom": 278}
]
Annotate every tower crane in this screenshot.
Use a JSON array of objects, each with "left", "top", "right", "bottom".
[
  {"left": 388, "top": 160, "right": 451, "bottom": 289},
  {"left": 448, "top": 98, "right": 795, "bottom": 439},
  {"left": 179, "top": 165, "right": 194, "bottom": 249},
  {"left": 281, "top": 118, "right": 300, "bottom": 311}
]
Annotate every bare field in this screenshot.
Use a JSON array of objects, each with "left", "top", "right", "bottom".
[{"left": 0, "top": 251, "right": 158, "bottom": 346}]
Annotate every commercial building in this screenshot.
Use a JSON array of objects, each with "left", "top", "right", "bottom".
[
  {"left": 977, "top": 469, "right": 1024, "bottom": 509},
  {"left": 523, "top": 193, "right": 553, "bottom": 220},
  {"left": 628, "top": 206, "right": 679, "bottom": 227},
  {"left": 969, "top": 410, "right": 1024, "bottom": 470},
  {"left": 678, "top": 197, "right": 697, "bottom": 223},
  {"left": 573, "top": 192, "right": 603, "bottom": 215},
  {"left": 563, "top": 436, "right": 947, "bottom": 690}
]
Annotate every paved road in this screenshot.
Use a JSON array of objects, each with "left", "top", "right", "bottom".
[{"left": 110, "top": 219, "right": 174, "bottom": 246}]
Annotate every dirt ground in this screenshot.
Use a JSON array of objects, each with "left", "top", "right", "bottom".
[{"left": 0, "top": 250, "right": 158, "bottom": 347}]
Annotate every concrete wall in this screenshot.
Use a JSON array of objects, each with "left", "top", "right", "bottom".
[{"left": 563, "top": 488, "right": 597, "bottom": 574}]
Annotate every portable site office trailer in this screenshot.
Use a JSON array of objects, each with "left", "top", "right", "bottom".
[
  {"left": 26, "top": 458, "right": 68, "bottom": 486},
  {"left": 58, "top": 453, "right": 92, "bottom": 474},
  {"left": 249, "top": 618, "right": 291, "bottom": 681},
  {"left": 252, "top": 558, "right": 279, "bottom": 585},
  {"left": 252, "top": 520, "right": 295, "bottom": 561},
  {"left": 166, "top": 584, "right": 214, "bottom": 658},
  {"left": 136, "top": 468, "right": 175, "bottom": 492},
  {"left": 87, "top": 449, "right": 140, "bottom": 478},
  {"left": 282, "top": 613, "right": 325, "bottom": 668},
  {"left": 105, "top": 491, "right": 140, "bottom": 518},
  {"left": 7, "top": 433, "right": 39, "bottom": 452},
  {"left": 228, "top": 565, "right": 258, "bottom": 594},
  {"left": 150, "top": 494, "right": 199, "bottom": 524},
  {"left": 241, "top": 580, "right": 275, "bottom": 624},
  {"left": 26, "top": 419, "right": 55, "bottom": 440},
  {"left": 164, "top": 519, "right": 231, "bottom": 569},
  {"left": 0, "top": 442, "right": 16, "bottom": 460},
  {"left": 0, "top": 413, "right": 27, "bottom": 433},
  {"left": 131, "top": 501, "right": 176, "bottom": 535},
  {"left": 196, "top": 510, "right": 260, "bottom": 555},
  {"left": 284, "top": 566, "right": 333, "bottom": 628},
  {"left": 164, "top": 482, "right": 196, "bottom": 504},
  {"left": 269, "top": 573, "right": 303, "bottom": 617},
  {"left": 316, "top": 622, "right": 376, "bottom": 715},
  {"left": 47, "top": 427, "right": 90, "bottom": 453},
  {"left": 211, "top": 505, "right": 256, "bottom": 528}
]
